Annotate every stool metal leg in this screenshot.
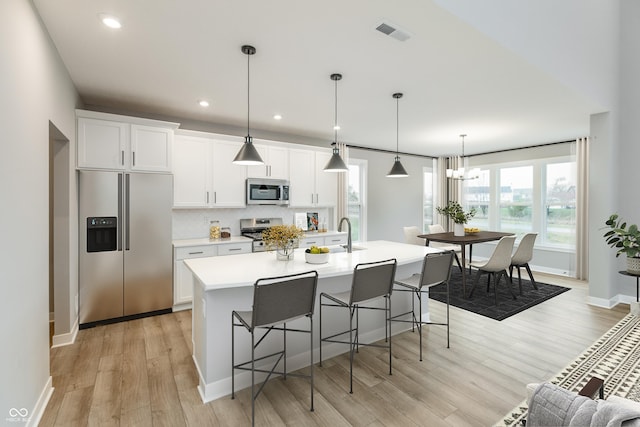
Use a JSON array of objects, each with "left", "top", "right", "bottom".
[
  {"left": 310, "top": 316, "right": 314, "bottom": 411},
  {"left": 349, "top": 305, "right": 355, "bottom": 394},
  {"left": 418, "top": 289, "right": 423, "bottom": 362},
  {"left": 388, "top": 296, "right": 392, "bottom": 375},
  {"left": 319, "top": 297, "right": 323, "bottom": 367},
  {"left": 283, "top": 322, "right": 287, "bottom": 380},
  {"left": 231, "top": 312, "right": 235, "bottom": 399},
  {"left": 251, "top": 330, "right": 255, "bottom": 426}
]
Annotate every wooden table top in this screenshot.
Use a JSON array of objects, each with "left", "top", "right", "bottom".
[{"left": 417, "top": 230, "right": 514, "bottom": 244}]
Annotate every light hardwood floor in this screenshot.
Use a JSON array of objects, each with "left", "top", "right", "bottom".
[{"left": 41, "top": 273, "right": 628, "bottom": 426}]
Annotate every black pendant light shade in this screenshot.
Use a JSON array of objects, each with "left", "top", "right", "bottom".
[
  {"left": 387, "top": 92, "right": 408, "bottom": 177},
  {"left": 233, "top": 45, "right": 264, "bottom": 165},
  {"left": 324, "top": 73, "right": 348, "bottom": 172}
]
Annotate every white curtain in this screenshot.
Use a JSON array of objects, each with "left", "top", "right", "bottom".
[
  {"left": 438, "top": 156, "right": 460, "bottom": 231},
  {"left": 336, "top": 143, "right": 349, "bottom": 222},
  {"left": 575, "top": 137, "right": 589, "bottom": 280}
]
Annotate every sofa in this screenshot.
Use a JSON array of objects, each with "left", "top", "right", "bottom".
[{"left": 526, "top": 381, "right": 640, "bottom": 426}]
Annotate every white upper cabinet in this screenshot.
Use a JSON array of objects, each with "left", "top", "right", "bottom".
[
  {"left": 314, "top": 150, "right": 337, "bottom": 206},
  {"left": 172, "top": 131, "right": 246, "bottom": 208},
  {"left": 288, "top": 148, "right": 337, "bottom": 207},
  {"left": 246, "top": 143, "right": 289, "bottom": 179},
  {"left": 76, "top": 110, "right": 177, "bottom": 172},
  {"left": 173, "top": 134, "right": 210, "bottom": 207},
  {"left": 77, "top": 118, "right": 128, "bottom": 170},
  {"left": 211, "top": 139, "right": 247, "bottom": 207},
  {"left": 130, "top": 125, "right": 173, "bottom": 172}
]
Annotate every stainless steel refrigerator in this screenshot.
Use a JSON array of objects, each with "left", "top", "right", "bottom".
[{"left": 79, "top": 170, "right": 173, "bottom": 326}]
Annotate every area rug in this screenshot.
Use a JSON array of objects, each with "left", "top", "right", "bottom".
[
  {"left": 496, "top": 313, "right": 640, "bottom": 426},
  {"left": 428, "top": 268, "right": 570, "bottom": 321}
]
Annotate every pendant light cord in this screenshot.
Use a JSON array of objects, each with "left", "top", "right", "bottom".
[
  {"left": 396, "top": 95, "right": 399, "bottom": 155},
  {"left": 247, "top": 51, "right": 250, "bottom": 136},
  {"left": 334, "top": 77, "right": 338, "bottom": 144}
]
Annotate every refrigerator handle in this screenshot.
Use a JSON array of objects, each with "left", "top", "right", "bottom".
[
  {"left": 117, "top": 173, "right": 123, "bottom": 251},
  {"left": 125, "top": 174, "right": 131, "bottom": 251}
]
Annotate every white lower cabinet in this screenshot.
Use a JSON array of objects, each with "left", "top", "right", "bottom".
[
  {"left": 299, "top": 233, "right": 347, "bottom": 249},
  {"left": 173, "top": 241, "right": 252, "bottom": 310}
]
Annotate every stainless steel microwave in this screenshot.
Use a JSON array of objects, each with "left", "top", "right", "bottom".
[{"left": 246, "top": 178, "right": 290, "bottom": 205}]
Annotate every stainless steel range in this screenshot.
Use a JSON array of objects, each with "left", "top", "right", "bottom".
[{"left": 240, "top": 217, "right": 283, "bottom": 252}]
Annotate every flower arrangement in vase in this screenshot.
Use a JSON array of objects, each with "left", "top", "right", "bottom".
[
  {"left": 262, "top": 224, "right": 305, "bottom": 261},
  {"left": 436, "top": 201, "right": 477, "bottom": 236},
  {"left": 603, "top": 214, "right": 640, "bottom": 273}
]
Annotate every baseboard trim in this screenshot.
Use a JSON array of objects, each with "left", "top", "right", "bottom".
[
  {"left": 51, "top": 317, "right": 78, "bottom": 348},
  {"left": 26, "top": 376, "right": 53, "bottom": 427},
  {"left": 586, "top": 293, "right": 634, "bottom": 309}
]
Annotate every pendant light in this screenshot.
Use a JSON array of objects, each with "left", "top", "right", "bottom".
[
  {"left": 386, "top": 92, "right": 409, "bottom": 178},
  {"left": 324, "top": 73, "right": 349, "bottom": 172},
  {"left": 233, "top": 45, "right": 264, "bottom": 165},
  {"left": 446, "top": 134, "right": 479, "bottom": 180}
]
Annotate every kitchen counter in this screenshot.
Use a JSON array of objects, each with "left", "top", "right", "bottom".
[{"left": 186, "top": 240, "right": 441, "bottom": 402}]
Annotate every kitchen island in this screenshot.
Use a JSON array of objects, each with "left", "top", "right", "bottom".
[{"left": 185, "top": 240, "right": 441, "bottom": 403}]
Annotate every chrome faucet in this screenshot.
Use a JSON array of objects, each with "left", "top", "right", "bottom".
[{"left": 338, "top": 217, "right": 352, "bottom": 253}]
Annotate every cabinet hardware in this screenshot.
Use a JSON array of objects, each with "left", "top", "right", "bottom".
[
  {"left": 206, "top": 191, "right": 209, "bottom": 204},
  {"left": 132, "top": 151, "right": 136, "bottom": 166},
  {"left": 228, "top": 248, "right": 241, "bottom": 251},
  {"left": 121, "top": 150, "right": 125, "bottom": 166},
  {"left": 188, "top": 251, "right": 204, "bottom": 255}
]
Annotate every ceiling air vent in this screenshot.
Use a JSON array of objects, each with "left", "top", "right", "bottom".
[{"left": 375, "top": 21, "right": 411, "bottom": 42}]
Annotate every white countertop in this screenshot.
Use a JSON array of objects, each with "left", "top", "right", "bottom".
[{"left": 185, "top": 240, "right": 441, "bottom": 291}]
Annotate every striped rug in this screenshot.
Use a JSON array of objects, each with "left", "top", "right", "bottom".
[{"left": 497, "top": 313, "right": 640, "bottom": 426}]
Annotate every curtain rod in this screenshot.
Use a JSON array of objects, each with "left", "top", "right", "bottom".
[
  {"left": 349, "top": 138, "right": 577, "bottom": 159},
  {"left": 464, "top": 139, "right": 576, "bottom": 157},
  {"left": 346, "top": 144, "right": 435, "bottom": 159}
]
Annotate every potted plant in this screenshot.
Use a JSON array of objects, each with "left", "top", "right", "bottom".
[
  {"left": 603, "top": 214, "right": 640, "bottom": 274},
  {"left": 262, "top": 224, "right": 305, "bottom": 261},
  {"left": 436, "top": 201, "right": 477, "bottom": 236}
]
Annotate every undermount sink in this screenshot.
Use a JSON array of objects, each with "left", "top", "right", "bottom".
[{"left": 328, "top": 245, "right": 366, "bottom": 253}]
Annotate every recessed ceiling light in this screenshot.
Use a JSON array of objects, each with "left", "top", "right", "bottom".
[
  {"left": 99, "top": 14, "right": 122, "bottom": 29},
  {"left": 273, "top": 114, "right": 282, "bottom": 120},
  {"left": 333, "top": 125, "right": 341, "bottom": 130},
  {"left": 199, "top": 100, "right": 210, "bottom": 107}
]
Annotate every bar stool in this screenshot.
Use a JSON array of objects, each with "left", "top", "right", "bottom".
[
  {"left": 231, "top": 270, "right": 318, "bottom": 426},
  {"left": 319, "top": 258, "right": 397, "bottom": 393},
  {"left": 390, "top": 251, "right": 455, "bottom": 361}
]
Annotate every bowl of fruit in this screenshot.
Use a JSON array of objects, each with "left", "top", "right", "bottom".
[
  {"left": 464, "top": 227, "right": 480, "bottom": 235},
  {"left": 305, "top": 246, "right": 330, "bottom": 264}
]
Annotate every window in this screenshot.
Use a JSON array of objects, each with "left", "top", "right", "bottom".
[
  {"left": 423, "top": 168, "right": 434, "bottom": 231},
  {"left": 499, "top": 166, "right": 533, "bottom": 234},
  {"left": 544, "top": 162, "right": 576, "bottom": 246},
  {"left": 347, "top": 159, "right": 367, "bottom": 242},
  {"left": 466, "top": 169, "right": 491, "bottom": 230},
  {"left": 464, "top": 154, "right": 576, "bottom": 250}
]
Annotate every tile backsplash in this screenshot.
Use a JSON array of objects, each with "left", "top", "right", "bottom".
[{"left": 172, "top": 206, "right": 333, "bottom": 240}]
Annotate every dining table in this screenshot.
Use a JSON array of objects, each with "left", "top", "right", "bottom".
[{"left": 417, "top": 230, "right": 514, "bottom": 297}]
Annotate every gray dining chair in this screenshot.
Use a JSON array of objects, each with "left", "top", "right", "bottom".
[
  {"left": 510, "top": 232, "right": 538, "bottom": 294},
  {"left": 319, "top": 258, "right": 397, "bottom": 393},
  {"left": 391, "top": 250, "right": 455, "bottom": 360},
  {"left": 231, "top": 270, "right": 318, "bottom": 426},
  {"left": 468, "top": 235, "right": 517, "bottom": 305}
]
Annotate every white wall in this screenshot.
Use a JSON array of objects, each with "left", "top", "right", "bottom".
[
  {"left": 613, "top": 0, "right": 640, "bottom": 301},
  {"left": 0, "top": 0, "right": 79, "bottom": 422},
  {"left": 349, "top": 148, "right": 433, "bottom": 242}
]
